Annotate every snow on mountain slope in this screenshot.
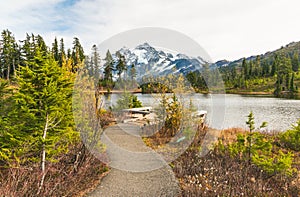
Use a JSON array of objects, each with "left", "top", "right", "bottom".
[{"left": 113, "top": 42, "right": 208, "bottom": 79}]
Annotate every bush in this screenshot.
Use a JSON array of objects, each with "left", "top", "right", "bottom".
[
  {"left": 252, "top": 150, "right": 295, "bottom": 176},
  {"left": 280, "top": 119, "right": 300, "bottom": 151},
  {"left": 114, "top": 93, "right": 142, "bottom": 110},
  {"left": 225, "top": 131, "right": 295, "bottom": 176}
]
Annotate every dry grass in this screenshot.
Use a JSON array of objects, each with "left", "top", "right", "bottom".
[
  {"left": 0, "top": 142, "right": 109, "bottom": 197},
  {"left": 171, "top": 126, "right": 300, "bottom": 196}
]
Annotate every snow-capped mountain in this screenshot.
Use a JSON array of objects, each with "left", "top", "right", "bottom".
[{"left": 113, "top": 42, "right": 208, "bottom": 79}]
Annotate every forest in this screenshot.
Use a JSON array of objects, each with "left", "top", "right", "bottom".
[{"left": 187, "top": 44, "right": 300, "bottom": 98}]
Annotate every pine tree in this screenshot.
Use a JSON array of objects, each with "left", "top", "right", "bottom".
[
  {"left": 115, "top": 51, "right": 126, "bottom": 80},
  {"left": 271, "top": 59, "right": 276, "bottom": 76},
  {"left": 52, "top": 37, "right": 59, "bottom": 62},
  {"left": 249, "top": 60, "right": 253, "bottom": 78},
  {"left": 246, "top": 111, "right": 267, "bottom": 163},
  {"left": 58, "top": 38, "right": 66, "bottom": 67},
  {"left": 20, "top": 33, "right": 35, "bottom": 67},
  {"left": 14, "top": 47, "right": 78, "bottom": 191},
  {"left": 84, "top": 55, "right": 92, "bottom": 76},
  {"left": 290, "top": 73, "right": 295, "bottom": 92},
  {"left": 261, "top": 60, "right": 269, "bottom": 77},
  {"left": 0, "top": 79, "right": 17, "bottom": 161},
  {"left": 253, "top": 55, "right": 261, "bottom": 77},
  {"left": 71, "top": 37, "right": 85, "bottom": 72},
  {"left": 273, "top": 53, "right": 292, "bottom": 95},
  {"left": 291, "top": 52, "right": 299, "bottom": 72},
  {"left": 285, "top": 73, "right": 290, "bottom": 91},
  {"left": 36, "top": 35, "right": 48, "bottom": 56},
  {"left": 91, "top": 44, "right": 101, "bottom": 83},
  {"left": 103, "top": 50, "right": 114, "bottom": 89},
  {"left": 129, "top": 64, "right": 137, "bottom": 81},
  {"left": 242, "top": 58, "right": 249, "bottom": 79},
  {"left": 0, "top": 29, "right": 18, "bottom": 80},
  {"left": 67, "top": 48, "right": 71, "bottom": 59}
]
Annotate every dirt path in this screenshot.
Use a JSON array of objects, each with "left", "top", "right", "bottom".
[{"left": 87, "top": 123, "right": 180, "bottom": 197}]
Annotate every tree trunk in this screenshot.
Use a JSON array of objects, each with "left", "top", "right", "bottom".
[
  {"left": 6, "top": 63, "right": 10, "bottom": 80},
  {"left": 38, "top": 113, "right": 49, "bottom": 194},
  {"left": 12, "top": 59, "right": 15, "bottom": 77}
]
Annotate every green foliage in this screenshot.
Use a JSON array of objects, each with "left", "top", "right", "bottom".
[
  {"left": 115, "top": 93, "right": 142, "bottom": 110},
  {"left": 227, "top": 134, "right": 246, "bottom": 157},
  {"left": 115, "top": 51, "right": 126, "bottom": 80},
  {"left": 140, "top": 82, "right": 171, "bottom": 93},
  {"left": 225, "top": 131, "right": 294, "bottom": 176},
  {"left": 158, "top": 94, "right": 183, "bottom": 137},
  {"left": 0, "top": 29, "right": 19, "bottom": 80},
  {"left": 0, "top": 79, "right": 14, "bottom": 161},
  {"left": 71, "top": 37, "right": 85, "bottom": 72},
  {"left": 280, "top": 119, "right": 300, "bottom": 151},
  {"left": 246, "top": 111, "right": 255, "bottom": 132},
  {"left": 103, "top": 50, "right": 114, "bottom": 82},
  {"left": 223, "top": 112, "right": 294, "bottom": 177},
  {"left": 12, "top": 47, "right": 78, "bottom": 163},
  {"left": 208, "top": 47, "right": 300, "bottom": 97},
  {"left": 252, "top": 150, "right": 294, "bottom": 176},
  {"left": 291, "top": 52, "right": 299, "bottom": 72}
]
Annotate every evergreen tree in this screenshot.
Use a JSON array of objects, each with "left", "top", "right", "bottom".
[
  {"left": 242, "top": 58, "right": 248, "bottom": 79},
  {"left": 285, "top": 73, "right": 290, "bottom": 91},
  {"left": 245, "top": 111, "right": 267, "bottom": 163},
  {"left": 36, "top": 35, "right": 48, "bottom": 56},
  {"left": 14, "top": 47, "right": 77, "bottom": 190},
  {"left": 290, "top": 73, "right": 295, "bottom": 92},
  {"left": 58, "top": 38, "right": 66, "bottom": 67},
  {"left": 261, "top": 60, "right": 269, "bottom": 77},
  {"left": 249, "top": 60, "right": 253, "bottom": 78},
  {"left": 20, "top": 33, "right": 35, "bottom": 66},
  {"left": 67, "top": 48, "right": 71, "bottom": 59},
  {"left": 52, "top": 37, "right": 59, "bottom": 62},
  {"left": 274, "top": 53, "right": 292, "bottom": 94},
  {"left": 291, "top": 52, "right": 299, "bottom": 72},
  {"left": 103, "top": 50, "right": 114, "bottom": 89},
  {"left": 84, "top": 55, "right": 92, "bottom": 76},
  {"left": 91, "top": 44, "right": 101, "bottom": 83},
  {"left": 115, "top": 51, "right": 126, "bottom": 80},
  {"left": 0, "top": 29, "right": 18, "bottom": 80},
  {"left": 253, "top": 55, "right": 261, "bottom": 77},
  {"left": 271, "top": 58, "right": 277, "bottom": 76},
  {"left": 129, "top": 64, "right": 137, "bottom": 81},
  {"left": 0, "top": 79, "right": 17, "bottom": 161},
  {"left": 71, "top": 37, "right": 85, "bottom": 72}
]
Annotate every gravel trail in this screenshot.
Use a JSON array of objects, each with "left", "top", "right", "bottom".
[{"left": 87, "top": 123, "right": 180, "bottom": 197}]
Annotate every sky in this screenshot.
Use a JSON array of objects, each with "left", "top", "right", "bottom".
[{"left": 1, "top": 0, "right": 300, "bottom": 61}]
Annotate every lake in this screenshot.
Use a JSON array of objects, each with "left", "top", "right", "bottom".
[{"left": 105, "top": 93, "right": 300, "bottom": 132}]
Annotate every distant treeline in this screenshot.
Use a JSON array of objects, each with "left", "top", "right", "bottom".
[{"left": 187, "top": 49, "right": 300, "bottom": 97}]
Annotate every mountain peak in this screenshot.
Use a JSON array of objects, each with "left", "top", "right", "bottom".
[
  {"left": 114, "top": 42, "right": 208, "bottom": 79},
  {"left": 135, "top": 42, "right": 154, "bottom": 50}
]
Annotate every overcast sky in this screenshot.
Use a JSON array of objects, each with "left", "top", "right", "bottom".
[{"left": 1, "top": 0, "right": 300, "bottom": 61}]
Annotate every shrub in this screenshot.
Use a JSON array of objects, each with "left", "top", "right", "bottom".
[
  {"left": 252, "top": 150, "right": 295, "bottom": 176},
  {"left": 280, "top": 119, "right": 300, "bottom": 151},
  {"left": 115, "top": 93, "right": 142, "bottom": 110}
]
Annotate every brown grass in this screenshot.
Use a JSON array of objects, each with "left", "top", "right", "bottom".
[
  {"left": 0, "top": 142, "right": 109, "bottom": 197},
  {"left": 171, "top": 126, "right": 300, "bottom": 196}
]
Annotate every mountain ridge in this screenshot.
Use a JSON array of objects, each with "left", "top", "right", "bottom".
[
  {"left": 212, "top": 41, "right": 300, "bottom": 68},
  {"left": 113, "top": 42, "right": 208, "bottom": 79}
]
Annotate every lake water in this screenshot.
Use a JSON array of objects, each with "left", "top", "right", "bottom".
[{"left": 105, "top": 93, "right": 300, "bottom": 132}]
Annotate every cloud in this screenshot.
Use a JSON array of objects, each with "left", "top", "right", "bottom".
[
  {"left": 1, "top": 0, "right": 300, "bottom": 61},
  {"left": 69, "top": 0, "right": 300, "bottom": 60}
]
